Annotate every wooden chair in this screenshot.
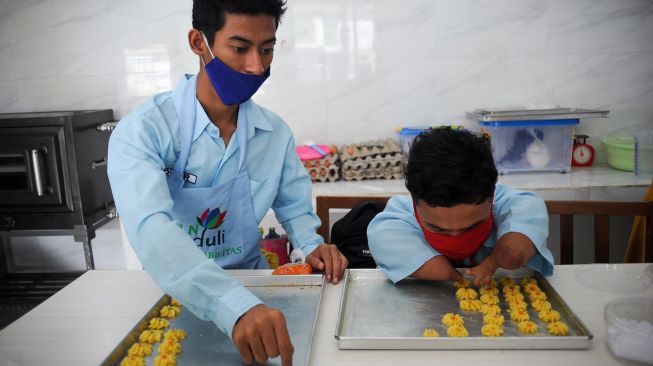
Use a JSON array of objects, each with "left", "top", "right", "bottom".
[{"left": 316, "top": 195, "right": 653, "bottom": 264}]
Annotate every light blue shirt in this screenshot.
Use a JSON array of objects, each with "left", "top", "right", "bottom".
[
  {"left": 367, "top": 183, "right": 553, "bottom": 283},
  {"left": 107, "top": 74, "right": 323, "bottom": 337}
]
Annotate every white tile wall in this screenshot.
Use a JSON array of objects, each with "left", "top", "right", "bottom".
[{"left": 1, "top": 0, "right": 651, "bottom": 270}]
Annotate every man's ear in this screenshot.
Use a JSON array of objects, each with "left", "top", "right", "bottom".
[{"left": 188, "top": 29, "right": 206, "bottom": 57}]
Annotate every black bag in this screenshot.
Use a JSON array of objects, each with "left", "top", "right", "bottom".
[{"left": 330, "top": 201, "right": 386, "bottom": 268}]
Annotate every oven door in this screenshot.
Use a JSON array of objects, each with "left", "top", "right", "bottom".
[{"left": 0, "top": 126, "right": 73, "bottom": 212}]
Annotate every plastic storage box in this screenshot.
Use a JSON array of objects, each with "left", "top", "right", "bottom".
[{"left": 479, "top": 119, "right": 578, "bottom": 174}]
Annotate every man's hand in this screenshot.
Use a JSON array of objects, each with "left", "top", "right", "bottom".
[
  {"left": 467, "top": 232, "right": 537, "bottom": 286},
  {"left": 232, "top": 304, "right": 294, "bottom": 366},
  {"left": 305, "top": 243, "right": 348, "bottom": 284},
  {"left": 466, "top": 255, "right": 498, "bottom": 286}
]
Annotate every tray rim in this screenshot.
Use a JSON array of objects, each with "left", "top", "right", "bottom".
[{"left": 334, "top": 268, "right": 593, "bottom": 350}]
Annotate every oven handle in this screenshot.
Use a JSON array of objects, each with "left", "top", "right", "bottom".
[
  {"left": 95, "top": 121, "right": 118, "bottom": 132},
  {"left": 30, "top": 148, "right": 47, "bottom": 197}
]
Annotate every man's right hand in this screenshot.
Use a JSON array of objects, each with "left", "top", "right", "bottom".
[{"left": 232, "top": 304, "right": 294, "bottom": 366}]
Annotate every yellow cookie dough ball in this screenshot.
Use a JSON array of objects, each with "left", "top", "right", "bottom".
[
  {"left": 481, "top": 323, "right": 504, "bottom": 337},
  {"left": 160, "top": 305, "right": 181, "bottom": 318},
  {"left": 170, "top": 298, "right": 182, "bottom": 306},
  {"left": 483, "top": 314, "right": 505, "bottom": 326},
  {"left": 538, "top": 309, "right": 561, "bottom": 323},
  {"left": 547, "top": 321, "right": 569, "bottom": 336},
  {"left": 158, "top": 340, "right": 182, "bottom": 355},
  {"left": 480, "top": 293, "right": 500, "bottom": 305},
  {"left": 523, "top": 282, "right": 541, "bottom": 295},
  {"left": 505, "top": 292, "right": 525, "bottom": 303},
  {"left": 517, "top": 321, "right": 538, "bottom": 335},
  {"left": 459, "top": 299, "right": 483, "bottom": 312},
  {"left": 148, "top": 318, "right": 170, "bottom": 330},
  {"left": 442, "top": 313, "right": 465, "bottom": 327},
  {"left": 455, "top": 287, "right": 478, "bottom": 300},
  {"left": 422, "top": 328, "right": 439, "bottom": 337},
  {"left": 127, "top": 343, "right": 153, "bottom": 357},
  {"left": 164, "top": 329, "right": 188, "bottom": 342},
  {"left": 531, "top": 300, "right": 552, "bottom": 312},
  {"left": 447, "top": 324, "right": 469, "bottom": 338},
  {"left": 528, "top": 291, "right": 547, "bottom": 302},
  {"left": 120, "top": 356, "right": 145, "bottom": 366},
  {"left": 481, "top": 304, "right": 502, "bottom": 316},
  {"left": 502, "top": 285, "right": 521, "bottom": 296},
  {"left": 499, "top": 277, "right": 515, "bottom": 287},
  {"left": 509, "top": 309, "right": 530, "bottom": 322},
  {"left": 520, "top": 277, "right": 536, "bottom": 287},
  {"left": 480, "top": 286, "right": 499, "bottom": 296},
  {"left": 508, "top": 301, "right": 528, "bottom": 313},
  {"left": 453, "top": 279, "right": 471, "bottom": 289},
  {"left": 154, "top": 352, "right": 177, "bottom": 366},
  {"left": 139, "top": 330, "right": 163, "bottom": 344}
]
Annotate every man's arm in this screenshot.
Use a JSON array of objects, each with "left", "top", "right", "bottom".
[
  {"left": 467, "top": 231, "right": 537, "bottom": 285},
  {"left": 412, "top": 256, "right": 463, "bottom": 282},
  {"left": 467, "top": 183, "right": 553, "bottom": 285},
  {"left": 367, "top": 195, "right": 449, "bottom": 283},
  {"left": 272, "top": 133, "right": 347, "bottom": 283}
]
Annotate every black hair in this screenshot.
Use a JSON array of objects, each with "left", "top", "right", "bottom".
[
  {"left": 192, "top": 0, "right": 287, "bottom": 46},
  {"left": 404, "top": 127, "right": 498, "bottom": 207}
]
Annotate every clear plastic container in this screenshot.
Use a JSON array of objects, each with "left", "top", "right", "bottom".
[
  {"left": 604, "top": 297, "right": 653, "bottom": 364},
  {"left": 479, "top": 119, "right": 578, "bottom": 175}
]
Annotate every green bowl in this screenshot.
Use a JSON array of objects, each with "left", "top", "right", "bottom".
[{"left": 602, "top": 136, "right": 634, "bottom": 171}]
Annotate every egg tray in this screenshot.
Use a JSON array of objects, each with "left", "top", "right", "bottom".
[
  {"left": 339, "top": 139, "right": 401, "bottom": 161},
  {"left": 342, "top": 166, "right": 403, "bottom": 181}
]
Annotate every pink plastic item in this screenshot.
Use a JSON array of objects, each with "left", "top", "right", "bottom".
[{"left": 296, "top": 144, "right": 331, "bottom": 161}]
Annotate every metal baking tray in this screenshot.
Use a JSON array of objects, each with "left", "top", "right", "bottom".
[
  {"left": 467, "top": 107, "right": 609, "bottom": 121},
  {"left": 335, "top": 268, "right": 592, "bottom": 350},
  {"left": 103, "top": 274, "right": 324, "bottom": 366}
]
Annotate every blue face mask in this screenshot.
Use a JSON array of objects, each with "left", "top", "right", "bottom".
[{"left": 201, "top": 33, "right": 270, "bottom": 106}]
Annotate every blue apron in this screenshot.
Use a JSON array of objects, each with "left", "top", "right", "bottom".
[{"left": 167, "top": 75, "right": 267, "bottom": 269}]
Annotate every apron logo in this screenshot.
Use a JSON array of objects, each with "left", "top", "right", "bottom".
[{"left": 192, "top": 207, "right": 227, "bottom": 247}]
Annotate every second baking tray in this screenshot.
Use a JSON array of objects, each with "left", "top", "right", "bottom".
[
  {"left": 104, "top": 274, "right": 324, "bottom": 366},
  {"left": 335, "top": 268, "right": 592, "bottom": 350}
]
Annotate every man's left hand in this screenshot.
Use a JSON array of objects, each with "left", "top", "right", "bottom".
[{"left": 305, "top": 244, "right": 348, "bottom": 284}]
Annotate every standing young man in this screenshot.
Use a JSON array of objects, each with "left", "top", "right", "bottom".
[
  {"left": 367, "top": 127, "right": 554, "bottom": 285},
  {"left": 108, "top": 1, "right": 347, "bottom": 364}
]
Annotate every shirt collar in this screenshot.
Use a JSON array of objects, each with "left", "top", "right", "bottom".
[{"left": 175, "top": 74, "right": 274, "bottom": 142}]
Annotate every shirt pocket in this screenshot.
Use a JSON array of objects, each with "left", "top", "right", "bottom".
[{"left": 249, "top": 176, "right": 280, "bottom": 219}]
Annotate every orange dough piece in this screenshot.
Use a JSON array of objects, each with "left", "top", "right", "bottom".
[{"left": 271, "top": 263, "right": 313, "bottom": 275}]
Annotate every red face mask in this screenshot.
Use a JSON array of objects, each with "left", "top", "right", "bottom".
[{"left": 413, "top": 201, "right": 493, "bottom": 262}]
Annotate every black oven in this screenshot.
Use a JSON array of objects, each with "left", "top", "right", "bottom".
[{"left": 0, "top": 110, "right": 116, "bottom": 270}]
